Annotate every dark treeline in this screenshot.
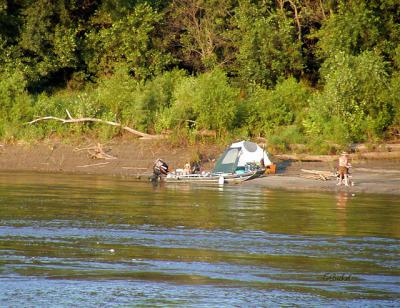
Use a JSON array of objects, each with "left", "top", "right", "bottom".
[{"left": 1, "top": 0, "right": 400, "bottom": 152}]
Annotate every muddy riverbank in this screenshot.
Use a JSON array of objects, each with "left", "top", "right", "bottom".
[
  {"left": 1, "top": 139, "right": 399, "bottom": 195},
  {"left": 246, "top": 160, "right": 400, "bottom": 195}
]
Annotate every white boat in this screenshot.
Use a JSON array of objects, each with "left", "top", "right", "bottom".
[
  {"left": 165, "top": 168, "right": 265, "bottom": 184},
  {"left": 165, "top": 141, "right": 272, "bottom": 184}
]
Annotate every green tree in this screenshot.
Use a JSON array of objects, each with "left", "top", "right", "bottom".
[
  {"left": 165, "top": 0, "right": 235, "bottom": 72},
  {"left": 83, "top": 3, "right": 173, "bottom": 79},
  {"left": 304, "top": 51, "right": 391, "bottom": 143},
  {"left": 232, "top": 0, "right": 303, "bottom": 87},
  {"left": 316, "top": 1, "right": 381, "bottom": 59},
  {"left": 18, "top": 0, "right": 78, "bottom": 86}
]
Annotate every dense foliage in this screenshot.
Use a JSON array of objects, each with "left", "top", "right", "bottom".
[{"left": 1, "top": 0, "right": 400, "bottom": 152}]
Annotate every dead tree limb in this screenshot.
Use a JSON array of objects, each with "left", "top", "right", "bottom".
[
  {"left": 301, "top": 169, "right": 335, "bottom": 178},
  {"left": 28, "top": 110, "right": 162, "bottom": 139},
  {"left": 87, "top": 143, "right": 117, "bottom": 160},
  {"left": 77, "top": 162, "right": 111, "bottom": 168}
]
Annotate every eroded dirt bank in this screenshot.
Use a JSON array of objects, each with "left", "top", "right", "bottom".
[
  {"left": 0, "top": 139, "right": 222, "bottom": 177},
  {"left": 0, "top": 139, "right": 399, "bottom": 195}
]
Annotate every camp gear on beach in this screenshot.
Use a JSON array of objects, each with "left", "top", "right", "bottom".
[{"left": 165, "top": 140, "right": 271, "bottom": 183}]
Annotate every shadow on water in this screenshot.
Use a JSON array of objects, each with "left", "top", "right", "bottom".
[{"left": 0, "top": 172, "right": 399, "bottom": 306}]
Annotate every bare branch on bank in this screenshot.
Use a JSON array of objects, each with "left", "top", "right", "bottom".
[
  {"left": 74, "top": 143, "right": 117, "bottom": 160},
  {"left": 28, "top": 110, "right": 163, "bottom": 139},
  {"left": 76, "top": 162, "right": 111, "bottom": 168}
]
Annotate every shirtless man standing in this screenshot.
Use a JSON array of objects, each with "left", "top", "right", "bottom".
[{"left": 338, "top": 152, "right": 351, "bottom": 186}]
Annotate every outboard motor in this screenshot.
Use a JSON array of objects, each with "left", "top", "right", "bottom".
[
  {"left": 151, "top": 158, "right": 169, "bottom": 182},
  {"left": 191, "top": 161, "right": 201, "bottom": 174}
]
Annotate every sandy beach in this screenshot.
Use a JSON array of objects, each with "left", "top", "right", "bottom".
[
  {"left": 246, "top": 160, "right": 400, "bottom": 195},
  {"left": 1, "top": 139, "right": 399, "bottom": 195}
]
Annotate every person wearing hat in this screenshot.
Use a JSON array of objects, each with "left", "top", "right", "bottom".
[{"left": 337, "top": 151, "right": 351, "bottom": 186}]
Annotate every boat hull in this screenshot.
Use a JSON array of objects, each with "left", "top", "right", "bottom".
[{"left": 164, "top": 169, "right": 265, "bottom": 184}]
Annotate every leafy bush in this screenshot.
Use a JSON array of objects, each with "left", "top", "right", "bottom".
[
  {"left": 95, "top": 66, "right": 141, "bottom": 124},
  {"left": 239, "top": 77, "right": 310, "bottom": 138},
  {"left": 267, "top": 126, "right": 306, "bottom": 154},
  {"left": 306, "top": 136, "right": 339, "bottom": 155},
  {"left": 387, "top": 72, "right": 400, "bottom": 128},
  {"left": 26, "top": 67, "right": 188, "bottom": 140},
  {"left": 0, "top": 70, "right": 33, "bottom": 140},
  {"left": 267, "top": 135, "right": 289, "bottom": 153},
  {"left": 304, "top": 51, "right": 391, "bottom": 143},
  {"left": 193, "top": 69, "right": 239, "bottom": 133},
  {"left": 93, "top": 67, "right": 186, "bottom": 133},
  {"left": 158, "top": 69, "right": 239, "bottom": 136}
]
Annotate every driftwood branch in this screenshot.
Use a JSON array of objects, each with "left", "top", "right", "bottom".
[
  {"left": 74, "top": 143, "right": 117, "bottom": 160},
  {"left": 28, "top": 110, "right": 162, "bottom": 139},
  {"left": 301, "top": 175, "right": 327, "bottom": 181},
  {"left": 76, "top": 162, "right": 110, "bottom": 168},
  {"left": 122, "top": 167, "right": 148, "bottom": 170},
  {"left": 301, "top": 169, "right": 335, "bottom": 178}
]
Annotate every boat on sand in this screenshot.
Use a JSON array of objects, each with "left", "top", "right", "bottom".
[{"left": 165, "top": 141, "right": 273, "bottom": 184}]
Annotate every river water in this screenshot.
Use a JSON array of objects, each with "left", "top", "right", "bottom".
[{"left": 0, "top": 172, "right": 399, "bottom": 307}]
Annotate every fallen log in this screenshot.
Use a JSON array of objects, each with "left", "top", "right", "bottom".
[
  {"left": 122, "top": 167, "right": 148, "bottom": 170},
  {"left": 319, "top": 174, "right": 328, "bottom": 181},
  {"left": 300, "top": 174, "right": 328, "bottom": 181},
  {"left": 301, "top": 169, "right": 335, "bottom": 178},
  {"left": 77, "top": 162, "right": 110, "bottom": 168},
  {"left": 86, "top": 143, "right": 117, "bottom": 160},
  {"left": 300, "top": 175, "right": 320, "bottom": 180},
  {"left": 28, "top": 110, "right": 162, "bottom": 139}
]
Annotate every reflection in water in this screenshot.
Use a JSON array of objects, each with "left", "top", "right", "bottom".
[
  {"left": 336, "top": 192, "right": 348, "bottom": 235},
  {"left": 336, "top": 191, "right": 349, "bottom": 210},
  {"left": 0, "top": 172, "right": 399, "bottom": 306}
]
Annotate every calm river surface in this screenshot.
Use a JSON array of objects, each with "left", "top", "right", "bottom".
[{"left": 0, "top": 172, "right": 399, "bottom": 307}]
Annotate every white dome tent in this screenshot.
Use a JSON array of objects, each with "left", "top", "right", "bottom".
[{"left": 213, "top": 140, "right": 272, "bottom": 174}]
